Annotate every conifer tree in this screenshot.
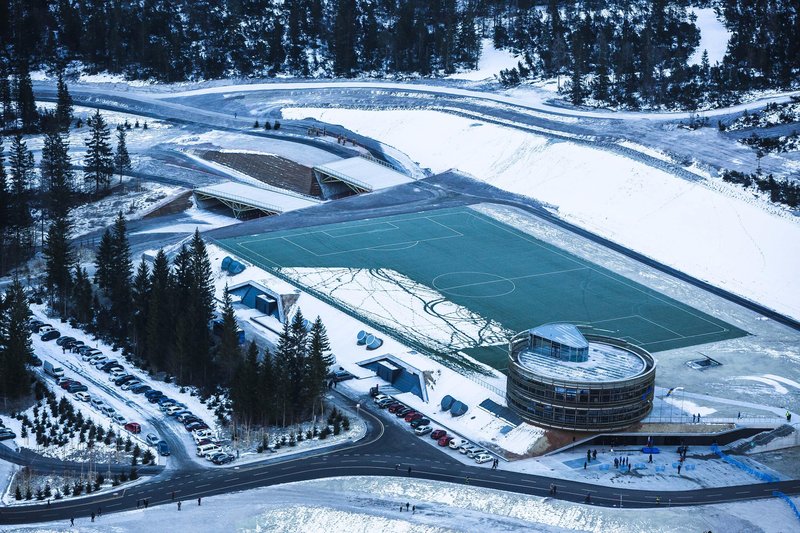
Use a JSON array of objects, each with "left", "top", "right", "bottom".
[
  {"left": 55, "top": 74, "right": 73, "bottom": 131},
  {"left": 307, "top": 315, "right": 331, "bottom": 414},
  {"left": 108, "top": 213, "right": 133, "bottom": 340},
  {"left": 113, "top": 128, "right": 131, "bottom": 185},
  {"left": 94, "top": 228, "right": 114, "bottom": 291},
  {"left": 146, "top": 249, "right": 172, "bottom": 371},
  {"left": 71, "top": 265, "right": 94, "bottom": 326},
  {"left": 14, "top": 61, "right": 38, "bottom": 132},
  {"left": 43, "top": 216, "right": 74, "bottom": 311},
  {"left": 84, "top": 110, "right": 113, "bottom": 194},
  {"left": 7, "top": 134, "right": 34, "bottom": 261},
  {"left": 218, "top": 284, "right": 241, "bottom": 384},
  {"left": 131, "top": 258, "right": 151, "bottom": 359},
  {"left": 0, "top": 278, "right": 32, "bottom": 399},
  {"left": 40, "top": 130, "right": 73, "bottom": 220},
  {"left": 0, "top": 136, "right": 7, "bottom": 271}
]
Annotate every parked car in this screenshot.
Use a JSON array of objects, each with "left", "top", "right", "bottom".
[
  {"left": 130, "top": 384, "right": 152, "bottom": 394},
  {"left": 438, "top": 435, "right": 454, "bottom": 447},
  {"left": 109, "top": 369, "right": 127, "bottom": 380},
  {"left": 157, "top": 441, "right": 170, "bottom": 456},
  {"left": 67, "top": 383, "right": 88, "bottom": 393},
  {"left": 474, "top": 453, "right": 494, "bottom": 464},
  {"left": 41, "top": 330, "right": 60, "bottom": 341},
  {"left": 165, "top": 405, "right": 183, "bottom": 416},
  {"left": 27, "top": 354, "right": 42, "bottom": 367},
  {"left": 73, "top": 391, "right": 90, "bottom": 402},
  {"left": 60, "top": 380, "right": 78, "bottom": 390},
  {"left": 82, "top": 350, "right": 102, "bottom": 361},
  {"left": 144, "top": 390, "right": 164, "bottom": 400},
  {"left": 395, "top": 408, "right": 413, "bottom": 417},
  {"left": 34, "top": 324, "right": 53, "bottom": 333},
  {"left": 459, "top": 443, "right": 479, "bottom": 455},
  {"left": 430, "top": 429, "right": 446, "bottom": 440},
  {"left": 193, "top": 429, "right": 213, "bottom": 440},
  {"left": 145, "top": 433, "right": 160, "bottom": 446},
  {"left": 112, "top": 414, "right": 126, "bottom": 425},
  {"left": 410, "top": 418, "right": 430, "bottom": 428},
  {"left": 405, "top": 412, "right": 423, "bottom": 423},
  {"left": 414, "top": 425, "right": 432, "bottom": 436},
  {"left": 210, "top": 453, "right": 234, "bottom": 465},
  {"left": 77, "top": 346, "right": 94, "bottom": 356},
  {"left": 377, "top": 398, "right": 394, "bottom": 408},
  {"left": 373, "top": 394, "right": 390, "bottom": 404},
  {"left": 100, "top": 361, "right": 119, "bottom": 371},
  {"left": 62, "top": 339, "right": 80, "bottom": 350},
  {"left": 44, "top": 361, "right": 65, "bottom": 378},
  {"left": 29, "top": 320, "right": 44, "bottom": 332},
  {"left": 176, "top": 412, "right": 196, "bottom": 422},
  {"left": 55, "top": 376, "right": 72, "bottom": 386},
  {"left": 90, "top": 397, "right": 105, "bottom": 410},
  {"left": 124, "top": 422, "right": 142, "bottom": 434},
  {"left": 448, "top": 438, "right": 466, "bottom": 450},
  {"left": 0, "top": 430, "right": 17, "bottom": 441},
  {"left": 196, "top": 444, "right": 220, "bottom": 457},
  {"left": 467, "top": 448, "right": 485, "bottom": 459},
  {"left": 388, "top": 403, "right": 405, "bottom": 413},
  {"left": 186, "top": 422, "right": 209, "bottom": 432},
  {"left": 120, "top": 380, "right": 142, "bottom": 391},
  {"left": 102, "top": 405, "right": 117, "bottom": 417},
  {"left": 56, "top": 336, "right": 75, "bottom": 346}
]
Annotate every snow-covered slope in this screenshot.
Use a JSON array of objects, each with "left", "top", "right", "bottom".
[{"left": 281, "top": 107, "right": 800, "bottom": 321}]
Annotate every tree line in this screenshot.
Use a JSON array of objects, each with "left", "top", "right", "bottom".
[
  {"left": 1, "top": 75, "right": 132, "bottom": 274},
  {"left": 0, "top": 0, "right": 482, "bottom": 81},
  {"left": 493, "top": 0, "right": 799, "bottom": 110}
]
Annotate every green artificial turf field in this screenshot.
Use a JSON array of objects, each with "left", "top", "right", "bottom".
[{"left": 218, "top": 207, "right": 747, "bottom": 372}]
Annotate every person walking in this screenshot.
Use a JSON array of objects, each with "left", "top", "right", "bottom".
[
  {"left": 406, "top": 502, "right": 410, "bottom": 511},
  {"left": 171, "top": 491, "right": 175, "bottom": 501},
  {"left": 70, "top": 518, "right": 74, "bottom": 526},
  {"left": 400, "top": 505, "right": 403, "bottom": 512},
  {"left": 584, "top": 461, "right": 587, "bottom": 470},
  {"left": 412, "top": 505, "right": 416, "bottom": 514},
  {"left": 395, "top": 464, "right": 399, "bottom": 471},
  {"left": 677, "top": 464, "right": 682, "bottom": 475},
  {"left": 144, "top": 499, "right": 149, "bottom": 509},
  {"left": 178, "top": 501, "right": 182, "bottom": 511},
  {"left": 592, "top": 449, "right": 597, "bottom": 460},
  {"left": 553, "top": 484, "right": 557, "bottom": 495},
  {"left": 649, "top": 453, "right": 653, "bottom": 463},
  {"left": 198, "top": 497, "right": 201, "bottom": 506},
  {"left": 137, "top": 500, "right": 140, "bottom": 509},
  {"left": 586, "top": 449, "right": 591, "bottom": 463},
  {"left": 407, "top": 466, "right": 412, "bottom": 477},
  {"left": 91, "top": 512, "right": 95, "bottom": 523},
  {"left": 614, "top": 458, "right": 619, "bottom": 468}
]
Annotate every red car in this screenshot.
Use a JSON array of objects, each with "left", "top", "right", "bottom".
[
  {"left": 405, "top": 412, "right": 423, "bottom": 423},
  {"left": 437, "top": 435, "right": 453, "bottom": 447},
  {"left": 430, "top": 429, "right": 446, "bottom": 440},
  {"left": 60, "top": 380, "right": 79, "bottom": 390},
  {"left": 388, "top": 403, "right": 405, "bottom": 413},
  {"left": 124, "top": 422, "right": 141, "bottom": 434}
]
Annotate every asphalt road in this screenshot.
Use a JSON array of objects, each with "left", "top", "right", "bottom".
[{"left": 2, "top": 390, "right": 799, "bottom": 526}]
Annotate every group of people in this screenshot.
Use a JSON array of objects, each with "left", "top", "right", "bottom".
[
  {"left": 691, "top": 413, "right": 702, "bottom": 423},
  {"left": 614, "top": 456, "right": 630, "bottom": 468},
  {"left": 399, "top": 502, "right": 416, "bottom": 513}
]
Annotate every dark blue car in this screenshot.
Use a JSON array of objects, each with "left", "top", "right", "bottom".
[{"left": 157, "top": 441, "right": 170, "bottom": 456}]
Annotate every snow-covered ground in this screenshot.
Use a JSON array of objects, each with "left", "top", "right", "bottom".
[
  {"left": 14, "top": 476, "right": 800, "bottom": 533},
  {"left": 280, "top": 107, "right": 800, "bottom": 322},
  {"left": 447, "top": 39, "right": 521, "bottom": 82},
  {"left": 689, "top": 8, "right": 731, "bottom": 65}
]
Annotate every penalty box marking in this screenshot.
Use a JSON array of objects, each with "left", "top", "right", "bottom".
[{"left": 238, "top": 213, "right": 466, "bottom": 259}]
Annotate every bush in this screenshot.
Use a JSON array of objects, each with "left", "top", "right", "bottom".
[
  {"left": 14, "top": 486, "right": 21, "bottom": 500},
  {"left": 289, "top": 434, "right": 296, "bottom": 447},
  {"left": 273, "top": 120, "right": 280, "bottom": 130},
  {"left": 44, "top": 483, "right": 52, "bottom": 498},
  {"left": 143, "top": 449, "right": 155, "bottom": 465},
  {"left": 342, "top": 417, "right": 350, "bottom": 431},
  {"left": 112, "top": 475, "right": 120, "bottom": 486},
  {"left": 129, "top": 467, "right": 139, "bottom": 481},
  {"left": 120, "top": 471, "right": 129, "bottom": 482}
]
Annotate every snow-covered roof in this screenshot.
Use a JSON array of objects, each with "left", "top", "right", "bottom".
[
  {"left": 314, "top": 156, "right": 412, "bottom": 192},
  {"left": 195, "top": 181, "right": 319, "bottom": 215},
  {"left": 518, "top": 341, "right": 647, "bottom": 383},
  {"left": 530, "top": 323, "right": 588, "bottom": 349}
]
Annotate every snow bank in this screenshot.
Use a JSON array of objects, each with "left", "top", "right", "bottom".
[
  {"left": 448, "top": 39, "right": 521, "bottom": 81},
  {"left": 690, "top": 8, "right": 731, "bottom": 65},
  {"left": 280, "top": 107, "right": 800, "bottom": 321}
]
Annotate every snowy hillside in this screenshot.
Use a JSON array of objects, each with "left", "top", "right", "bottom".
[{"left": 282, "top": 107, "right": 800, "bottom": 321}]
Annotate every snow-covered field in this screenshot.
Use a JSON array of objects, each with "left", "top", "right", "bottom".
[
  {"left": 447, "top": 39, "right": 521, "bottom": 82},
  {"left": 14, "top": 476, "right": 800, "bottom": 533},
  {"left": 689, "top": 8, "right": 731, "bottom": 65},
  {"left": 280, "top": 107, "right": 800, "bottom": 322}
]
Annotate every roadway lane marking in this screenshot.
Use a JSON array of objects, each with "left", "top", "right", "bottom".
[{"left": 196, "top": 483, "right": 212, "bottom": 489}]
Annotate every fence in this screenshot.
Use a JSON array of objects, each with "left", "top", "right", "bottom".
[
  {"left": 710, "top": 443, "right": 779, "bottom": 482},
  {"left": 772, "top": 491, "right": 800, "bottom": 524}
]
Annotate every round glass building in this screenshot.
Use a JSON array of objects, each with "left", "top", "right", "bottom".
[{"left": 506, "top": 324, "right": 656, "bottom": 432}]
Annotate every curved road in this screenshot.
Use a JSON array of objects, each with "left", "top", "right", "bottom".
[{"left": 2, "top": 391, "right": 799, "bottom": 526}]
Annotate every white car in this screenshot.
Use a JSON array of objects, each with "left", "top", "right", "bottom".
[
  {"left": 373, "top": 394, "right": 390, "bottom": 404},
  {"left": 145, "top": 433, "right": 160, "bottom": 446},
  {"left": 459, "top": 443, "right": 479, "bottom": 455},
  {"left": 467, "top": 448, "right": 485, "bottom": 459},
  {"left": 73, "top": 391, "right": 90, "bottom": 402},
  {"left": 193, "top": 429, "right": 213, "bottom": 439},
  {"left": 112, "top": 414, "right": 126, "bottom": 425},
  {"left": 121, "top": 380, "right": 141, "bottom": 391},
  {"left": 414, "top": 425, "right": 432, "bottom": 436},
  {"left": 165, "top": 405, "right": 182, "bottom": 416},
  {"left": 109, "top": 368, "right": 126, "bottom": 380},
  {"left": 448, "top": 438, "right": 466, "bottom": 450},
  {"left": 474, "top": 453, "right": 493, "bottom": 464}
]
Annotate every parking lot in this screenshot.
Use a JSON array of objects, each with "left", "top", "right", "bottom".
[{"left": 24, "top": 307, "right": 237, "bottom": 468}]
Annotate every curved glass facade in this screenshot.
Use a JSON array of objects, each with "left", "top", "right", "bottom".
[{"left": 506, "top": 331, "right": 656, "bottom": 432}]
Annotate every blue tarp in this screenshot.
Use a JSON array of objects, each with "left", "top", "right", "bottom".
[
  {"left": 366, "top": 337, "right": 383, "bottom": 350},
  {"left": 221, "top": 256, "right": 232, "bottom": 270},
  {"left": 441, "top": 395, "right": 455, "bottom": 411},
  {"left": 450, "top": 401, "right": 468, "bottom": 417},
  {"left": 357, "top": 331, "right": 367, "bottom": 345},
  {"left": 228, "top": 261, "right": 246, "bottom": 274}
]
